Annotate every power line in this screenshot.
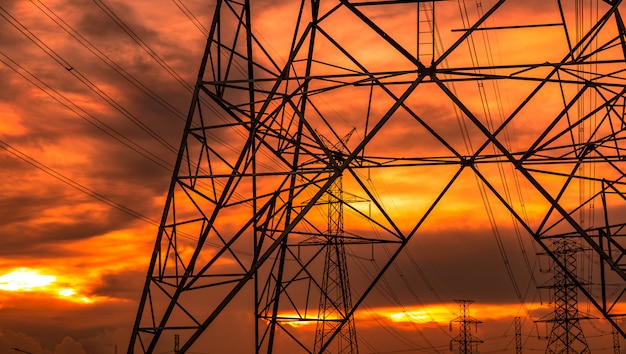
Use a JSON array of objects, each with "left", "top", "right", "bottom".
[
  {"left": 0, "top": 137, "right": 248, "bottom": 253},
  {"left": 0, "top": 50, "right": 173, "bottom": 171},
  {"left": 0, "top": 5, "right": 179, "bottom": 155},
  {"left": 29, "top": 0, "right": 188, "bottom": 122},
  {"left": 0, "top": 139, "right": 158, "bottom": 226},
  {"left": 172, "top": 0, "right": 208, "bottom": 36},
  {"left": 91, "top": 0, "right": 194, "bottom": 92}
]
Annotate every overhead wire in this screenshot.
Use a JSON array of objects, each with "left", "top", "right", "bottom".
[
  {"left": 0, "top": 137, "right": 251, "bottom": 255},
  {"left": 89, "top": 0, "right": 274, "bottom": 178},
  {"left": 5, "top": 0, "right": 600, "bottom": 350},
  {"left": 80, "top": 0, "right": 282, "bottom": 173},
  {"left": 448, "top": 3, "right": 556, "bottom": 352},
  {"left": 0, "top": 19, "right": 258, "bottom": 253},
  {"left": 0, "top": 139, "right": 159, "bottom": 226},
  {"left": 354, "top": 255, "right": 448, "bottom": 353},
  {"left": 4, "top": 2, "right": 316, "bottom": 274},
  {"left": 0, "top": 49, "right": 173, "bottom": 171},
  {"left": 457, "top": 0, "right": 525, "bottom": 305},
  {"left": 461, "top": 0, "right": 616, "bottom": 349},
  {"left": 3, "top": 2, "right": 263, "bottom": 206},
  {"left": 457, "top": 0, "right": 541, "bottom": 309},
  {"left": 30, "top": 0, "right": 188, "bottom": 123},
  {"left": 91, "top": 0, "right": 193, "bottom": 93},
  {"left": 172, "top": 0, "right": 209, "bottom": 36},
  {"left": 472, "top": 0, "right": 541, "bottom": 298},
  {"left": 0, "top": 5, "right": 179, "bottom": 156},
  {"left": 575, "top": 0, "right": 599, "bottom": 315}
]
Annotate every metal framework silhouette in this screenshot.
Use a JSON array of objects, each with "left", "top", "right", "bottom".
[
  {"left": 537, "top": 239, "right": 591, "bottom": 354},
  {"left": 515, "top": 316, "right": 522, "bottom": 354},
  {"left": 128, "top": 0, "right": 626, "bottom": 352},
  {"left": 310, "top": 131, "right": 359, "bottom": 353},
  {"left": 614, "top": 323, "right": 621, "bottom": 354},
  {"left": 450, "top": 300, "right": 482, "bottom": 354}
]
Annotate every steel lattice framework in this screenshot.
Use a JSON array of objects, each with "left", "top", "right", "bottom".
[
  {"left": 129, "top": 0, "right": 626, "bottom": 352},
  {"left": 450, "top": 300, "right": 482, "bottom": 354},
  {"left": 312, "top": 131, "right": 359, "bottom": 353},
  {"left": 542, "top": 240, "right": 591, "bottom": 353}
]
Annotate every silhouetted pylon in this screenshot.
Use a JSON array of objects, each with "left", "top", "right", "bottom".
[
  {"left": 537, "top": 239, "right": 590, "bottom": 354},
  {"left": 127, "top": 1, "right": 626, "bottom": 352},
  {"left": 450, "top": 300, "right": 482, "bottom": 354}
]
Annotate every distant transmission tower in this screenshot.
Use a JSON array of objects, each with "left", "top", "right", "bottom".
[
  {"left": 450, "top": 300, "right": 482, "bottom": 354},
  {"left": 515, "top": 316, "right": 522, "bottom": 354},
  {"left": 614, "top": 325, "right": 621, "bottom": 354},
  {"left": 537, "top": 239, "right": 590, "bottom": 354},
  {"left": 128, "top": 1, "right": 626, "bottom": 352},
  {"left": 311, "top": 131, "right": 359, "bottom": 353}
]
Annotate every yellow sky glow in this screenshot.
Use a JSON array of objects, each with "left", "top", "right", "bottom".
[
  {"left": 278, "top": 302, "right": 545, "bottom": 329},
  {"left": 0, "top": 268, "right": 56, "bottom": 291},
  {"left": 0, "top": 267, "right": 107, "bottom": 304}
]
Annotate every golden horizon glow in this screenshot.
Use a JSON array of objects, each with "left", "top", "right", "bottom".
[
  {"left": 277, "top": 302, "right": 553, "bottom": 329},
  {"left": 0, "top": 267, "right": 112, "bottom": 304}
]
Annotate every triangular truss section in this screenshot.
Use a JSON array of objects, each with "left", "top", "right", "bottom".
[{"left": 129, "top": 1, "right": 626, "bottom": 353}]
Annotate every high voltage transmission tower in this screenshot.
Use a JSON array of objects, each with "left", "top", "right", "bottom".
[
  {"left": 128, "top": 0, "right": 626, "bottom": 352},
  {"left": 515, "top": 316, "right": 522, "bottom": 354},
  {"left": 614, "top": 323, "right": 621, "bottom": 354},
  {"left": 537, "top": 239, "right": 591, "bottom": 354},
  {"left": 450, "top": 300, "right": 482, "bottom": 354},
  {"left": 309, "top": 130, "right": 359, "bottom": 353}
]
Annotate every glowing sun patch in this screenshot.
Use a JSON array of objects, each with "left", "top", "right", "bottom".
[
  {"left": 0, "top": 268, "right": 56, "bottom": 291},
  {"left": 0, "top": 268, "right": 102, "bottom": 303}
]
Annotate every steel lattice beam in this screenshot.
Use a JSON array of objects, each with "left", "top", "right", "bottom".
[{"left": 128, "top": 0, "right": 626, "bottom": 352}]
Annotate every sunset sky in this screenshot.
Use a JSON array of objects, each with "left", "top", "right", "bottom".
[{"left": 1, "top": 0, "right": 625, "bottom": 353}]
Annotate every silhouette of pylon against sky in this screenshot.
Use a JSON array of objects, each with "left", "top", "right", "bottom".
[
  {"left": 613, "top": 325, "right": 620, "bottom": 354},
  {"left": 301, "top": 130, "right": 360, "bottom": 353},
  {"left": 612, "top": 317, "right": 626, "bottom": 354},
  {"left": 537, "top": 239, "right": 590, "bottom": 354},
  {"left": 450, "top": 300, "right": 482, "bottom": 354},
  {"left": 515, "top": 316, "right": 522, "bottom": 354},
  {"left": 128, "top": 0, "right": 626, "bottom": 352}
]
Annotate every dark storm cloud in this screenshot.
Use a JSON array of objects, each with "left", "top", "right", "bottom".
[
  {"left": 358, "top": 225, "right": 541, "bottom": 308},
  {"left": 0, "top": 1, "right": 197, "bottom": 289},
  {"left": 0, "top": 193, "right": 65, "bottom": 226},
  {"left": 90, "top": 268, "right": 145, "bottom": 300},
  {"left": 0, "top": 0, "right": 200, "bottom": 242},
  {"left": 90, "top": 144, "right": 173, "bottom": 194},
  {"left": 0, "top": 205, "right": 140, "bottom": 255},
  {"left": 46, "top": 0, "right": 162, "bottom": 51}
]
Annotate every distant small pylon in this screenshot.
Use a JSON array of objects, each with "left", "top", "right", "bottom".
[
  {"left": 613, "top": 322, "right": 621, "bottom": 354},
  {"left": 450, "top": 300, "right": 482, "bottom": 354},
  {"left": 515, "top": 316, "right": 522, "bottom": 354}
]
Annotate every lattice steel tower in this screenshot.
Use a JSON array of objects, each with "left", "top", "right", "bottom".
[
  {"left": 540, "top": 239, "right": 590, "bottom": 354},
  {"left": 450, "top": 300, "right": 482, "bottom": 354},
  {"left": 129, "top": 0, "right": 626, "bottom": 352},
  {"left": 310, "top": 131, "right": 359, "bottom": 353},
  {"left": 515, "top": 316, "right": 523, "bottom": 354}
]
